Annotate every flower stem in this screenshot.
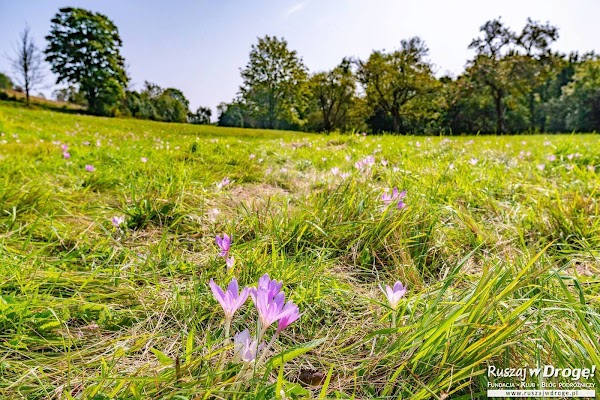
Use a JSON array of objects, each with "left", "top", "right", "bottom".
[
  {"left": 256, "top": 332, "right": 278, "bottom": 365},
  {"left": 217, "top": 318, "right": 232, "bottom": 374}
]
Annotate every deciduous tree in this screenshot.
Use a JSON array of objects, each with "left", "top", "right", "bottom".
[
  {"left": 239, "top": 36, "right": 308, "bottom": 129},
  {"left": 307, "top": 58, "right": 356, "bottom": 132},
  {"left": 45, "top": 7, "right": 128, "bottom": 115},
  {"left": 357, "top": 37, "right": 438, "bottom": 134},
  {"left": 10, "top": 26, "right": 45, "bottom": 106},
  {"left": 189, "top": 106, "right": 212, "bottom": 125}
]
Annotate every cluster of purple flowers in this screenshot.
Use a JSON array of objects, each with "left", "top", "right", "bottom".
[
  {"left": 381, "top": 188, "right": 407, "bottom": 210},
  {"left": 354, "top": 155, "right": 375, "bottom": 170},
  {"left": 209, "top": 274, "right": 300, "bottom": 363}
]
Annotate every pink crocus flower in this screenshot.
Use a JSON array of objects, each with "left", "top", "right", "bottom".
[
  {"left": 61, "top": 144, "right": 68, "bottom": 151},
  {"left": 547, "top": 154, "right": 557, "bottom": 162},
  {"left": 111, "top": 216, "right": 125, "bottom": 227},
  {"left": 252, "top": 274, "right": 283, "bottom": 301},
  {"left": 217, "top": 177, "right": 231, "bottom": 189},
  {"left": 330, "top": 167, "right": 340, "bottom": 176},
  {"left": 232, "top": 329, "right": 262, "bottom": 363},
  {"left": 141, "top": 157, "right": 148, "bottom": 163},
  {"left": 276, "top": 302, "right": 300, "bottom": 334},
  {"left": 209, "top": 278, "right": 249, "bottom": 322},
  {"left": 382, "top": 281, "right": 408, "bottom": 310},
  {"left": 216, "top": 234, "right": 231, "bottom": 257},
  {"left": 469, "top": 158, "right": 478, "bottom": 166},
  {"left": 381, "top": 188, "right": 407, "bottom": 209},
  {"left": 252, "top": 289, "right": 297, "bottom": 333},
  {"left": 216, "top": 234, "right": 234, "bottom": 268},
  {"left": 85, "top": 165, "right": 95, "bottom": 172},
  {"left": 537, "top": 164, "right": 546, "bottom": 171},
  {"left": 63, "top": 152, "right": 70, "bottom": 159},
  {"left": 355, "top": 155, "right": 375, "bottom": 170}
]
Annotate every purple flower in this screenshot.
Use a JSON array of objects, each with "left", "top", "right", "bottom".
[
  {"left": 216, "top": 234, "right": 234, "bottom": 269},
  {"left": 111, "top": 216, "right": 125, "bottom": 227},
  {"left": 276, "top": 302, "right": 300, "bottom": 334},
  {"left": 537, "top": 164, "right": 546, "bottom": 171},
  {"left": 381, "top": 188, "right": 407, "bottom": 209},
  {"left": 141, "top": 157, "right": 148, "bottom": 163},
  {"left": 216, "top": 234, "right": 231, "bottom": 257},
  {"left": 226, "top": 256, "right": 235, "bottom": 269},
  {"left": 382, "top": 281, "right": 407, "bottom": 310},
  {"left": 232, "top": 329, "right": 262, "bottom": 363},
  {"left": 355, "top": 155, "right": 375, "bottom": 170},
  {"left": 469, "top": 158, "right": 478, "bottom": 166},
  {"left": 209, "top": 278, "right": 249, "bottom": 322},
  {"left": 61, "top": 144, "right": 68, "bottom": 151},
  {"left": 547, "top": 154, "right": 557, "bottom": 162},
  {"left": 252, "top": 274, "right": 283, "bottom": 301},
  {"left": 63, "top": 152, "right": 70, "bottom": 159},
  {"left": 85, "top": 165, "right": 95, "bottom": 172},
  {"left": 217, "top": 177, "right": 231, "bottom": 189},
  {"left": 252, "top": 289, "right": 297, "bottom": 331}
]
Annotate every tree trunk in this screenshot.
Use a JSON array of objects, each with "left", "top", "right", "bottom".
[
  {"left": 391, "top": 110, "right": 402, "bottom": 134},
  {"left": 494, "top": 89, "right": 505, "bottom": 134},
  {"left": 528, "top": 92, "right": 536, "bottom": 132}
]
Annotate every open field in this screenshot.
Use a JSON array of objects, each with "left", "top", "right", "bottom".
[{"left": 0, "top": 101, "right": 599, "bottom": 399}]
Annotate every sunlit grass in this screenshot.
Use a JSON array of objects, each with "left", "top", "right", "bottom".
[{"left": 0, "top": 101, "right": 598, "bottom": 399}]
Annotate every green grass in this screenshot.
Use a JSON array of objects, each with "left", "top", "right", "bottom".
[{"left": 0, "top": 101, "right": 599, "bottom": 399}]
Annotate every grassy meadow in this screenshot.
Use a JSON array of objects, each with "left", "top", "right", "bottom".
[{"left": 0, "top": 100, "right": 599, "bottom": 399}]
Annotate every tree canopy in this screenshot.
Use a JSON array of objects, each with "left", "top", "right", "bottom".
[
  {"left": 45, "top": 7, "right": 128, "bottom": 116},
  {"left": 0, "top": 73, "right": 13, "bottom": 90},
  {"left": 239, "top": 35, "right": 308, "bottom": 130}
]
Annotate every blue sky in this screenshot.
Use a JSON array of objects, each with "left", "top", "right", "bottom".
[{"left": 1, "top": 0, "right": 599, "bottom": 118}]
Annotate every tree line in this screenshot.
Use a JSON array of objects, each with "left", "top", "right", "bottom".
[
  {"left": 220, "top": 20, "right": 600, "bottom": 134},
  {"left": 2, "top": 7, "right": 599, "bottom": 133}
]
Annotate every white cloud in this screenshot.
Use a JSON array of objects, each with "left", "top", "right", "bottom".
[{"left": 285, "top": 2, "right": 307, "bottom": 17}]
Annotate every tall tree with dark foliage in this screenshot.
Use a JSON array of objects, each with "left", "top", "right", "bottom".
[{"left": 45, "top": 7, "right": 128, "bottom": 116}]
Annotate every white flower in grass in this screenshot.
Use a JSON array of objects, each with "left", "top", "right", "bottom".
[{"left": 232, "top": 329, "right": 262, "bottom": 363}]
